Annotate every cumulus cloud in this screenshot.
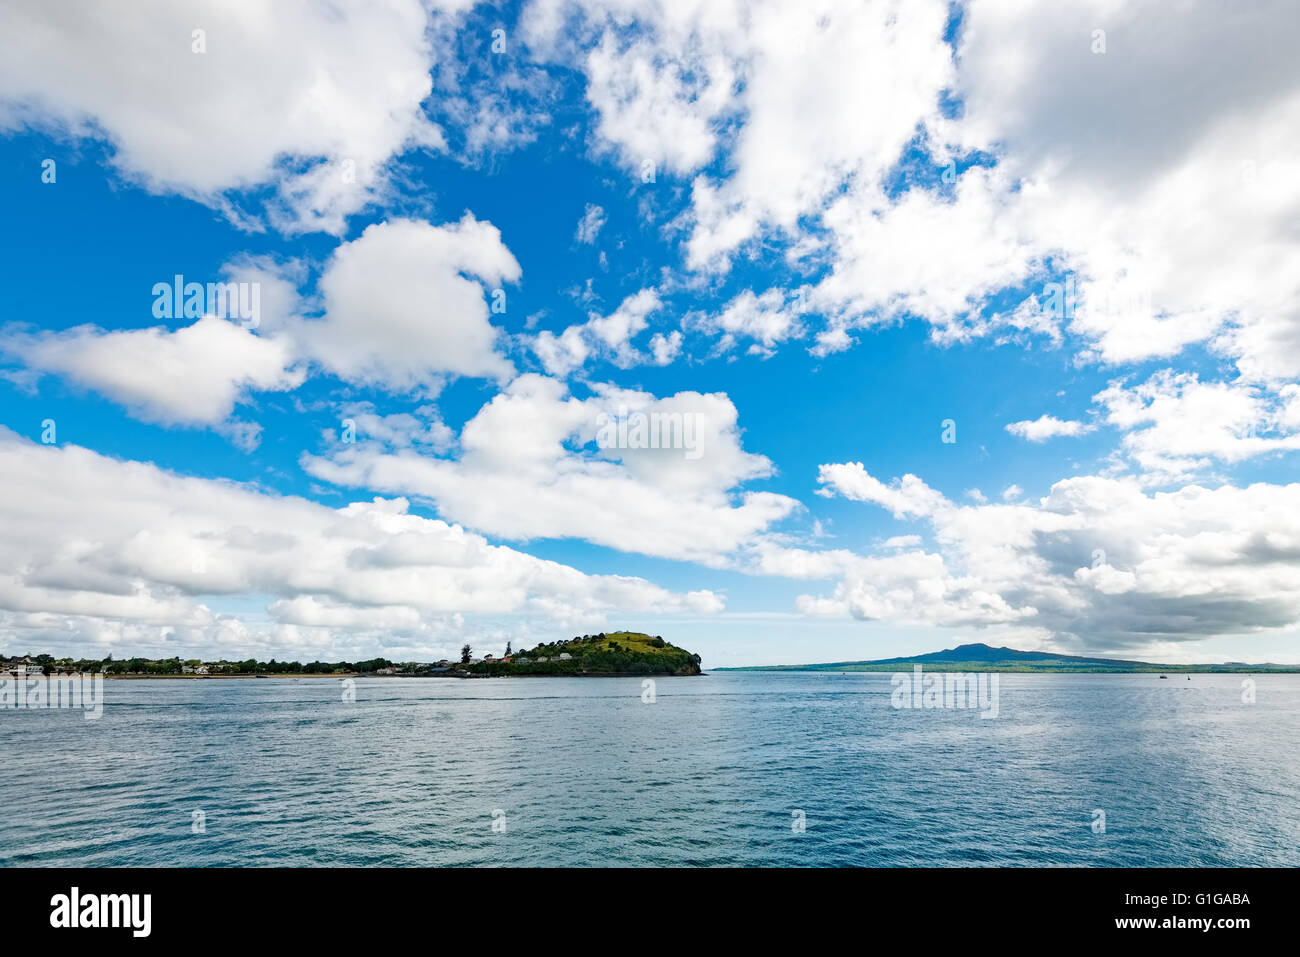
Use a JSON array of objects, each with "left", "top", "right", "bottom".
[
  {"left": 304, "top": 374, "right": 800, "bottom": 564},
  {"left": 696, "top": 288, "right": 803, "bottom": 356},
  {"left": 950, "top": 0, "right": 1300, "bottom": 381},
  {"left": 0, "top": 0, "right": 480, "bottom": 234},
  {"left": 648, "top": 330, "right": 683, "bottom": 366},
  {"left": 294, "top": 215, "right": 519, "bottom": 389},
  {"left": 525, "top": 0, "right": 954, "bottom": 265},
  {"left": 1094, "top": 371, "right": 1300, "bottom": 482},
  {"left": 2, "top": 316, "right": 303, "bottom": 445},
  {"left": 2, "top": 215, "right": 520, "bottom": 436},
  {"left": 1007, "top": 415, "right": 1095, "bottom": 442},
  {"left": 529, "top": 0, "right": 1300, "bottom": 412},
  {"left": 815, "top": 463, "right": 949, "bottom": 519},
  {"left": 0, "top": 429, "right": 719, "bottom": 654},
  {"left": 807, "top": 462, "right": 1300, "bottom": 650},
  {"left": 531, "top": 287, "right": 663, "bottom": 376},
  {"left": 576, "top": 25, "right": 737, "bottom": 176},
  {"left": 328, "top": 402, "right": 456, "bottom": 453},
  {"left": 808, "top": 167, "right": 1047, "bottom": 351}
]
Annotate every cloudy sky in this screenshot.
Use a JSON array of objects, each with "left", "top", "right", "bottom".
[{"left": 2, "top": 0, "right": 1299, "bottom": 666}]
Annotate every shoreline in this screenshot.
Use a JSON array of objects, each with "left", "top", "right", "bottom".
[
  {"left": 18, "top": 669, "right": 1295, "bottom": 680},
  {"left": 714, "top": 666, "right": 1299, "bottom": 674},
  {"left": 63, "top": 673, "right": 359, "bottom": 680},
  {"left": 11, "top": 671, "right": 699, "bottom": 680}
]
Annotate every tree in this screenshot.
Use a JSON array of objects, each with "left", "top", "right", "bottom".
[{"left": 461, "top": 643, "right": 472, "bottom": 664}]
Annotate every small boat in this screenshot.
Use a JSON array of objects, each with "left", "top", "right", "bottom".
[{"left": 1159, "top": 675, "right": 1167, "bottom": 679}]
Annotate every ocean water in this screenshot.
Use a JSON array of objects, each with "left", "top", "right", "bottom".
[{"left": 1, "top": 671, "right": 1296, "bottom": 867}]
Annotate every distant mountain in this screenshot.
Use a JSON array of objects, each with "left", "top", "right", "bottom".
[
  {"left": 864, "top": 643, "right": 1150, "bottom": 667},
  {"left": 714, "top": 642, "right": 1298, "bottom": 673}
]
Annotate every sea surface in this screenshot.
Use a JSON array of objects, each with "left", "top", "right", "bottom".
[{"left": 2, "top": 671, "right": 1297, "bottom": 866}]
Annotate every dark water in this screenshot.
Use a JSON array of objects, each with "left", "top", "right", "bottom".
[{"left": 1, "top": 672, "right": 1296, "bottom": 866}]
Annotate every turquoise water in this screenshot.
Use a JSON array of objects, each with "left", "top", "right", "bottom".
[{"left": 1, "top": 671, "right": 1296, "bottom": 866}]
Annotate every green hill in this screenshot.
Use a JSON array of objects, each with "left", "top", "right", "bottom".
[{"left": 466, "top": 631, "right": 702, "bottom": 677}]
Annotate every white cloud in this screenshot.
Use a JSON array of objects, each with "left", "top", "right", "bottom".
[
  {"left": 574, "top": 203, "right": 607, "bottom": 243},
  {"left": 808, "top": 462, "right": 1300, "bottom": 649},
  {"left": 0, "top": 0, "right": 478, "bottom": 234},
  {"left": 304, "top": 374, "right": 800, "bottom": 564},
  {"left": 586, "top": 288, "right": 661, "bottom": 357},
  {"left": 952, "top": 0, "right": 1300, "bottom": 380},
  {"left": 532, "top": 324, "right": 592, "bottom": 379},
  {"left": 3, "top": 215, "right": 521, "bottom": 434},
  {"left": 427, "top": 22, "right": 557, "bottom": 163},
  {"left": 0, "top": 429, "right": 719, "bottom": 654},
  {"left": 698, "top": 288, "right": 802, "bottom": 356},
  {"left": 2, "top": 316, "right": 303, "bottom": 438},
  {"left": 297, "top": 216, "right": 519, "bottom": 389},
  {"left": 528, "top": 0, "right": 1300, "bottom": 409},
  {"left": 1094, "top": 371, "right": 1300, "bottom": 482},
  {"left": 578, "top": 26, "right": 737, "bottom": 176},
  {"left": 525, "top": 0, "right": 954, "bottom": 267},
  {"left": 683, "top": 0, "right": 953, "bottom": 271},
  {"left": 329, "top": 402, "right": 455, "bottom": 453},
  {"left": 648, "top": 330, "right": 683, "bottom": 366},
  {"left": 808, "top": 167, "right": 1046, "bottom": 349},
  {"left": 531, "top": 287, "right": 663, "bottom": 376},
  {"left": 1006, "top": 415, "right": 1095, "bottom": 442},
  {"left": 815, "top": 463, "right": 948, "bottom": 519}
]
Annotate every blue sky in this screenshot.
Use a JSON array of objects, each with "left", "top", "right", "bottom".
[{"left": 2, "top": 0, "right": 1299, "bottom": 666}]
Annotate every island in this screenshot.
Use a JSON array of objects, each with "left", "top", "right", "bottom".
[
  {"left": 0, "top": 631, "right": 704, "bottom": 679},
  {"left": 462, "top": 631, "right": 702, "bottom": 677},
  {"left": 712, "top": 642, "right": 1300, "bottom": 674}
]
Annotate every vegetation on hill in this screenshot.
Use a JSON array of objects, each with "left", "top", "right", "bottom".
[{"left": 464, "top": 631, "right": 702, "bottom": 676}]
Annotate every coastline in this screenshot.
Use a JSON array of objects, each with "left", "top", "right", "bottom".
[
  {"left": 714, "top": 665, "right": 1299, "bottom": 674},
  {"left": 96, "top": 670, "right": 701, "bottom": 679},
  {"left": 20, "top": 668, "right": 1294, "bottom": 679},
  {"left": 97, "top": 673, "right": 359, "bottom": 680}
]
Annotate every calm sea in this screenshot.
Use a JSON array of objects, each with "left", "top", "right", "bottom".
[{"left": 1, "top": 671, "right": 1296, "bottom": 866}]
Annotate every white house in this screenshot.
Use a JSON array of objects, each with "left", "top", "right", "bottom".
[{"left": 558, "top": 653, "right": 573, "bottom": 660}]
